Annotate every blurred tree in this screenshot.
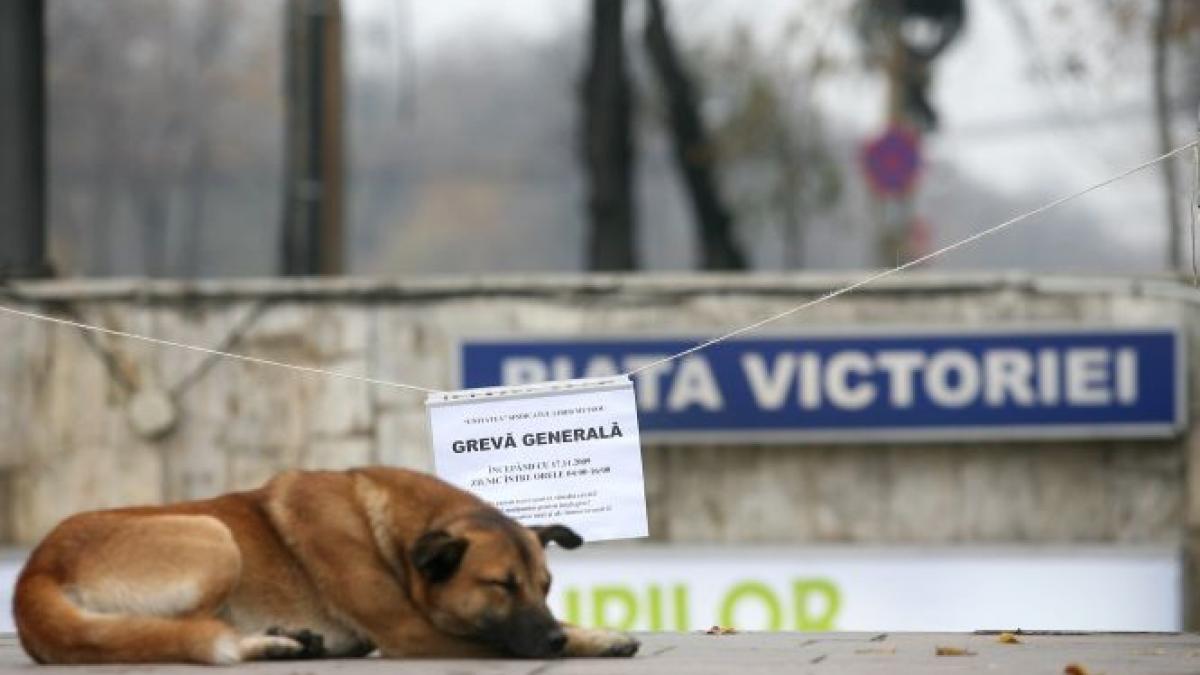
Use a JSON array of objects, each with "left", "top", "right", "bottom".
[
  {"left": 582, "top": 0, "right": 636, "bottom": 271},
  {"left": 644, "top": 0, "right": 746, "bottom": 270},
  {"left": 1153, "top": 0, "right": 1180, "bottom": 271},
  {"left": 46, "top": 0, "right": 281, "bottom": 278},
  {"left": 1003, "top": 0, "right": 1200, "bottom": 273},
  {"left": 0, "top": 0, "right": 47, "bottom": 278},
  {"left": 1152, "top": 0, "right": 1200, "bottom": 272},
  {"left": 697, "top": 23, "right": 843, "bottom": 269}
]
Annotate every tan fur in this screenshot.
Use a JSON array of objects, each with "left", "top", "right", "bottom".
[{"left": 13, "top": 467, "right": 638, "bottom": 664}]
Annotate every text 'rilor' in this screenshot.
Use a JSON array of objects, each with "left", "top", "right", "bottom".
[
  {"left": 559, "top": 579, "right": 841, "bottom": 632},
  {"left": 502, "top": 347, "right": 1139, "bottom": 413}
]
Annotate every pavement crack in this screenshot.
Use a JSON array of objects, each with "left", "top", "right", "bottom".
[
  {"left": 810, "top": 654, "right": 828, "bottom": 664},
  {"left": 870, "top": 633, "right": 889, "bottom": 642}
]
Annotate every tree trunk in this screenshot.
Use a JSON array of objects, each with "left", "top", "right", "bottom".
[
  {"left": 1153, "top": 0, "right": 1182, "bottom": 272},
  {"left": 140, "top": 188, "right": 168, "bottom": 277},
  {"left": 0, "top": 0, "right": 48, "bottom": 278},
  {"left": 775, "top": 123, "right": 805, "bottom": 269},
  {"left": 281, "top": 0, "right": 345, "bottom": 276},
  {"left": 876, "top": 15, "right": 918, "bottom": 267},
  {"left": 644, "top": 0, "right": 745, "bottom": 270},
  {"left": 582, "top": 0, "right": 636, "bottom": 271}
]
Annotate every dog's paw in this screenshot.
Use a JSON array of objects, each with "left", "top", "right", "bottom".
[
  {"left": 240, "top": 628, "right": 325, "bottom": 661},
  {"left": 599, "top": 633, "right": 640, "bottom": 657},
  {"left": 265, "top": 627, "right": 325, "bottom": 659},
  {"left": 238, "top": 635, "right": 306, "bottom": 661},
  {"left": 562, "top": 626, "right": 640, "bottom": 658}
]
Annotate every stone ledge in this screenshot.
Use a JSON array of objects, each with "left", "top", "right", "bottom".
[{"left": 0, "top": 271, "right": 1194, "bottom": 303}]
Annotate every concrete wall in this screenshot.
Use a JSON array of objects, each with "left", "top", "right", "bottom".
[{"left": 0, "top": 274, "right": 1194, "bottom": 559}]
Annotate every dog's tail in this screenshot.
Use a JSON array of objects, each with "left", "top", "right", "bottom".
[{"left": 13, "top": 572, "right": 237, "bottom": 665}]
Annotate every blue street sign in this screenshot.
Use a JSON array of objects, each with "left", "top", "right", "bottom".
[
  {"left": 862, "top": 126, "right": 922, "bottom": 196},
  {"left": 457, "top": 327, "right": 1184, "bottom": 443}
]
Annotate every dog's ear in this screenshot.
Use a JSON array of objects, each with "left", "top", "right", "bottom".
[
  {"left": 411, "top": 530, "right": 469, "bottom": 583},
  {"left": 531, "top": 524, "right": 583, "bottom": 550}
]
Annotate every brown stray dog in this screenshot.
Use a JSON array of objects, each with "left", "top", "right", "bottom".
[{"left": 13, "top": 467, "right": 640, "bottom": 664}]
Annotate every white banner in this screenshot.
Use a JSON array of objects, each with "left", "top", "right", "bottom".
[
  {"left": 427, "top": 377, "right": 648, "bottom": 541},
  {"left": 0, "top": 559, "right": 16, "bottom": 633},
  {"left": 0, "top": 546, "right": 1180, "bottom": 633},
  {"left": 545, "top": 546, "right": 1181, "bottom": 632}
]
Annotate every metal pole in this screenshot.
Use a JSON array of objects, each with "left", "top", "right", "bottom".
[
  {"left": 281, "top": 0, "right": 344, "bottom": 276},
  {"left": 1153, "top": 0, "right": 1182, "bottom": 272},
  {"left": 875, "top": 8, "right": 917, "bottom": 268},
  {"left": 0, "top": 0, "right": 48, "bottom": 278}
]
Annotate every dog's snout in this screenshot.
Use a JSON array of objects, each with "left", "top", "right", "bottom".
[
  {"left": 500, "top": 607, "right": 566, "bottom": 658},
  {"left": 546, "top": 630, "right": 567, "bottom": 655}
]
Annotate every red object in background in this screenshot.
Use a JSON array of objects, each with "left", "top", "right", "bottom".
[
  {"left": 861, "top": 126, "right": 922, "bottom": 197},
  {"left": 908, "top": 215, "right": 933, "bottom": 258}
]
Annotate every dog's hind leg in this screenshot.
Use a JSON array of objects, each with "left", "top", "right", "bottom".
[{"left": 16, "top": 513, "right": 264, "bottom": 664}]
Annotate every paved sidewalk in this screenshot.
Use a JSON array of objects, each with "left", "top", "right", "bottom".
[{"left": 3, "top": 631, "right": 1200, "bottom": 674}]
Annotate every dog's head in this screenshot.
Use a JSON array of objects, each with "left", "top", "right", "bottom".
[{"left": 409, "top": 511, "right": 582, "bottom": 658}]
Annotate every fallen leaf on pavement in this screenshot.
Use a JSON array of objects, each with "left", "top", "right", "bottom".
[
  {"left": 997, "top": 632, "right": 1022, "bottom": 644},
  {"left": 704, "top": 625, "right": 738, "bottom": 635},
  {"left": 1063, "top": 663, "right": 1090, "bottom": 675},
  {"left": 935, "top": 646, "right": 976, "bottom": 656}
]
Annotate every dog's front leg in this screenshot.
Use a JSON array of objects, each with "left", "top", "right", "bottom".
[
  {"left": 560, "top": 624, "right": 641, "bottom": 657},
  {"left": 298, "top": 544, "right": 502, "bottom": 657}
]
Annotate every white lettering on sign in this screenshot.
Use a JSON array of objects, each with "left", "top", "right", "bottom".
[
  {"left": 825, "top": 351, "right": 875, "bottom": 410},
  {"left": 1067, "top": 348, "right": 1110, "bottom": 406},
  {"left": 925, "top": 350, "right": 980, "bottom": 408},
  {"left": 1038, "top": 349, "right": 1060, "bottom": 405},
  {"left": 668, "top": 356, "right": 723, "bottom": 411},
  {"left": 984, "top": 349, "right": 1035, "bottom": 407},
  {"left": 497, "top": 346, "right": 1141, "bottom": 413},
  {"left": 584, "top": 356, "right": 620, "bottom": 379},
  {"left": 503, "top": 357, "right": 547, "bottom": 386},
  {"left": 624, "top": 357, "right": 671, "bottom": 411},
  {"left": 875, "top": 350, "right": 925, "bottom": 407},
  {"left": 1116, "top": 348, "right": 1137, "bottom": 404},
  {"left": 798, "top": 352, "right": 822, "bottom": 410},
  {"left": 742, "top": 353, "right": 793, "bottom": 411}
]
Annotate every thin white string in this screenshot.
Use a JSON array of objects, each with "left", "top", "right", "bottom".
[
  {"left": 0, "top": 303, "right": 443, "bottom": 394},
  {"left": 627, "top": 139, "right": 1200, "bottom": 377}
]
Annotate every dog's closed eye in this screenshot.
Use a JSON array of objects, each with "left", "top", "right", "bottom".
[{"left": 483, "top": 575, "right": 519, "bottom": 594}]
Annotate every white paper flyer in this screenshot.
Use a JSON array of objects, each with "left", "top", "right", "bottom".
[{"left": 427, "top": 376, "right": 648, "bottom": 541}]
